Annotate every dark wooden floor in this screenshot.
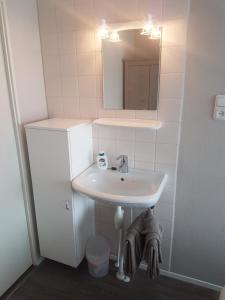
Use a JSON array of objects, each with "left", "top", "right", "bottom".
[{"left": 6, "top": 259, "right": 218, "bottom": 300}]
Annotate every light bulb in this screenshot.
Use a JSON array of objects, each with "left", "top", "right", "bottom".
[
  {"left": 109, "top": 31, "right": 120, "bottom": 43},
  {"left": 149, "top": 25, "right": 161, "bottom": 39},
  {"left": 98, "top": 19, "right": 109, "bottom": 39},
  {"left": 141, "top": 14, "right": 153, "bottom": 35}
]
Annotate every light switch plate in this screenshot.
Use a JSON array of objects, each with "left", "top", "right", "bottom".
[
  {"left": 214, "top": 107, "right": 225, "bottom": 120},
  {"left": 213, "top": 95, "right": 225, "bottom": 120}
]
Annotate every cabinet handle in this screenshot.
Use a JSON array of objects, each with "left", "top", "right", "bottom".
[{"left": 65, "top": 201, "right": 70, "bottom": 210}]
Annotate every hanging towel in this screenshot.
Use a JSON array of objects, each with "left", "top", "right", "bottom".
[
  {"left": 142, "top": 209, "right": 163, "bottom": 279},
  {"left": 124, "top": 211, "right": 145, "bottom": 277}
]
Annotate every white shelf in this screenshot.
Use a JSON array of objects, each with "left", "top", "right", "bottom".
[{"left": 93, "top": 118, "right": 162, "bottom": 129}]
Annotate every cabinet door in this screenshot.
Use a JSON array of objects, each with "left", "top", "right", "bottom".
[
  {"left": 73, "top": 193, "right": 95, "bottom": 267},
  {"left": 0, "top": 30, "right": 31, "bottom": 296},
  {"left": 26, "top": 129, "right": 76, "bottom": 267}
]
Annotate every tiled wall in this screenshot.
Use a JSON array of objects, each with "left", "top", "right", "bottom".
[
  {"left": 5, "top": 0, "right": 48, "bottom": 124},
  {"left": 37, "top": 0, "right": 189, "bottom": 271}
]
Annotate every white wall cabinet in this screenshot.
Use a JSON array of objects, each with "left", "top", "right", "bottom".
[{"left": 25, "top": 119, "right": 94, "bottom": 267}]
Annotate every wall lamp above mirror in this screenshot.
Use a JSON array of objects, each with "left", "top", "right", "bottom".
[
  {"left": 98, "top": 15, "right": 162, "bottom": 41},
  {"left": 98, "top": 15, "right": 162, "bottom": 111}
]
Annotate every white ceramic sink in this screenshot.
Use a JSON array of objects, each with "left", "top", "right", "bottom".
[{"left": 72, "top": 165, "right": 168, "bottom": 208}]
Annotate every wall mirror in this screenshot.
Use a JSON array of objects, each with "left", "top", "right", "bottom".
[{"left": 102, "top": 28, "right": 161, "bottom": 110}]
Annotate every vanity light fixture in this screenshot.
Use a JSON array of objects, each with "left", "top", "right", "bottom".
[
  {"left": 98, "top": 15, "right": 161, "bottom": 42},
  {"left": 109, "top": 31, "right": 120, "bottom": 43},
  {"left": 98, "top": 19, "right": 109, "bottom": 39},
  {"left": 149, "top": 24, "right": 161, "bottom": 39},
  {"left": 141, "top": 14, "right": 153, "bottom": 35},
  {"left": 98, "top": 19, "right": 120, "bottom": 42},
  {"left": 141, "top": 14, "right": 161, "bottom": 39}
]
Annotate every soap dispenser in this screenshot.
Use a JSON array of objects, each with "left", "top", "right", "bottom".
[{"left": 97, "top": 151, "right": 108, "bottom": 170}]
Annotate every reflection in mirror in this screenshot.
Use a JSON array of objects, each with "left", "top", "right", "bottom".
[{"left": 102, "top": 29, "right": 161, "bottom": 110}]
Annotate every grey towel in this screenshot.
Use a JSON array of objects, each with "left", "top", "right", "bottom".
[
  {"left": 142, "top": 209, "right": 163, "bottom": 279},
  {"left": 124, "top": 209, "right": 162, "bottom": 279},
  {"left": 124, "top": 211, "right": 145, "bottom": 277}
]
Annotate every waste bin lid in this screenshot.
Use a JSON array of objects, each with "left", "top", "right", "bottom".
[{"left": 86, "top": 235, "right": 110, "bottom": 263}]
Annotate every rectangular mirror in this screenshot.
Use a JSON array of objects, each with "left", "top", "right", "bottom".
[{"left": 102, "top": 29, "right": 161, "bottom": 110}]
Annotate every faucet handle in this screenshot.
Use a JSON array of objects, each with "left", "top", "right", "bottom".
[
  {"left": 116, "top": 155, "right": 128, "bottom": 173},
  {"left": 116, "top": 154, "right": 127, "bottom": 162},
  {"left": 116, "top": 155, "right": 124, "bottom": 161}
]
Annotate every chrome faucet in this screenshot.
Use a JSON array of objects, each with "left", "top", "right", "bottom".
[{"left": 117, "top": 155, "right": 128, "bottom": 173}]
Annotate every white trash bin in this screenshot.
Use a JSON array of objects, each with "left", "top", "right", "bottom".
[{"left": 86, "top": 236, "right": 110, "bottom": 278}]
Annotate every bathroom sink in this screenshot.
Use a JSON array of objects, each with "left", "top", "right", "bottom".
[{"left": 72, "top": 165, "right": 168, "bottom": 208}]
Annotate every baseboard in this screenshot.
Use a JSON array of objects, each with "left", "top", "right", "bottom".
[
  {"left": 110, "top": 254, "right": 117, "bottom": 261},
  {"left": 1, "top": 266, "right": 34, "bottom": 300},
  {"left": 159, "top": 269, "right": 222, "bottom": 292},
  {"left": 110, "top": 255, "right": 222, "bottom": 292}
]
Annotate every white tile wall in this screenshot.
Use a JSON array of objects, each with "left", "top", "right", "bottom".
[
  {"left": 161, "top": 47, "right": 186, "bottom": 74},
  {"left": 159, "top": 74, "right": 185, "bottom": 99},
  {"left": 37, "top": 0, "right": 190, "bottom": 272}
]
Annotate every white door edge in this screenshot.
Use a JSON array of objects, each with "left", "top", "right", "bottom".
[{"left": 0, "top": 1, "right": 41, "bottom": 265}]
